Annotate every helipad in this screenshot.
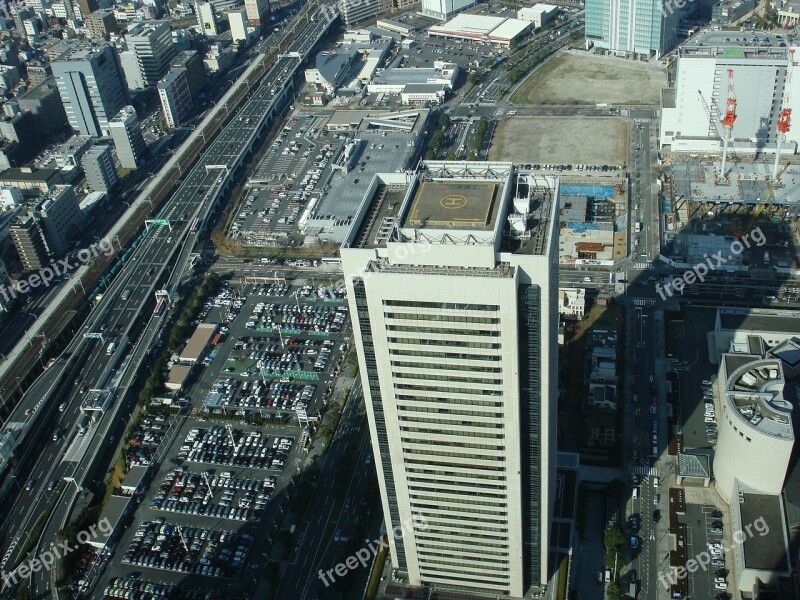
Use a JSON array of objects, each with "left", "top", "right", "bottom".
[{"left": 405, "top": 181, "right": 499, "bottom": 229}]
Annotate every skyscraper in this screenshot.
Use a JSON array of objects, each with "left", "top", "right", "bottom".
[
  {"left": 585, "top": 0, "right": 678, "bottom": 58},
  {"left": 52, "top": 44, "right": 128, "bottom": 137},
  {"left": 341, "top": 162, "right": 558, "bottom": 597},
  {"left": 109, "top": 105, "right": 146, "bottom": 169},
  {"left": 121, "top": 20, "right": 176, "bottom": 90}
]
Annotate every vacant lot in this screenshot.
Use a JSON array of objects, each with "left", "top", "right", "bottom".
[
  {"left": 511, "top": 52, "right": 665, "bottom": 105},
  {"left": 489, "top": 116, "right": 628, "bottom": 165}
]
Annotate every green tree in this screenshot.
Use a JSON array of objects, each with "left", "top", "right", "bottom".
[
  {"left": 606, "top": 581, "right": 622, "bottom": 600},
  {"left": 446, "top": 151, "right": 457, "bottom": 160},
  {"left": 603, "top": 526, "right": 624, "bottom": 551},
  {"left": 438, "top": 113, "right": 450, "bottom": 129}
]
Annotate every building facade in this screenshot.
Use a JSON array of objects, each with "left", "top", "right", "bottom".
[
  {"left": 123, "top": 20, "right": 176, "bottom": 89},
  {"left": 109, "top": 105, "right": 146, "bottom": 169},
  {"left": 158, "top": 69, "right": 193, "bottom": 128},
  {"left": 52, "top": 44, "right": 129, "bottom": 137},
  {"left": 36, "top": 184, "right": 84, "bottom": 256},
  {"left": 585, "top": 0, "right": 678, "bottom": 58},
  {"left": 421, "top": 0, "right": 477, "bottom": 20},
  {"left": 341, "top": 161, "right": 558, "bottom": 597},
  {"left": 81, "top": 144, "right": 118, "bottom": 192},
  {"left": 170, "top": 50, "right": 204, "bottom": 102},
  {"left": 244, "top": 0, "right": 269, "bottom": 26},
  {"left": 10, "top": 212, "right": 49, "bottom": 271},
  {"left": 196, "top": 1, "right": 219, "bottom": 36},
  {"left": 85, "top": 9, "right": 118, "bottom": 40}
]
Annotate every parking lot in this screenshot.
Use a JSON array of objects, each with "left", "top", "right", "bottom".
[
  {"left": 121, "top": 517, "right": 253, "bottom": 579},
  {"left": 682, "top": 503, "right": 729, "bottom": 599},
  {"left": 230, "top": 114, "right": 339, "bottom": 246}
]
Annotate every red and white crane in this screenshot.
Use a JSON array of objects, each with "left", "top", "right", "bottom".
[
  {"left": 719, "top": 68, "right": 737, "bottom": 179},
  {"left": 773, "top": 48, "right": 795, "bottom": 181}
]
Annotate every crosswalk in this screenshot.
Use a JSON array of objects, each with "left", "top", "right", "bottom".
[
  {"left": 633, "top": 262, "right": 653, "bottom": 270},
  {"left": 632, "top": 465, "right": 658, "bottom": 477},
  {"left": 633, "top": 298, "right": 657, "bottom": 307}
]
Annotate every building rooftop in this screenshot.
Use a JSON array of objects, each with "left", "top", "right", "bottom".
[
  {"left": 739, "top": 492, "right": 789, "bottom": 571},
  {"left": 402, "top": 180, "right": 499, "bottom": 230},
  {"left": 679, "top": 30, "right": 792, "bottom": 57},
  {"left": 719, "top": 309, "right": 800, "bottom": 335}
]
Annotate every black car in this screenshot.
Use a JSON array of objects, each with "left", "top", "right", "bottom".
[
  {"left": 711, "top": 509, "right": 723, "bottom": 519},
  {"left": 715, "top": 569, "right": 728, "bottom": 577},
  {"left": 712, "top": 520, "right": 723, "bottom": 529},
  {"left": 652, "top": 509, "right": 661, "bottom": 523}
]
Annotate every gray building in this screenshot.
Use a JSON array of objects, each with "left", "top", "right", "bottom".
[
  {"left": 109, "top": 105, "right": 146, "bottom": 169},
  {"left": 121, "top": 20, "right": 176, "bottom": 90},
  {"left": 170, "top": 50, "right": 204, "bottom": 102},
  {"left": 10, "top": 212, "right": 49, "bottom": 271},
  {"left": 158, "top": 70, "right": 193, "bottom": 128},
  {"left": 17, "top": 77, "right": 69, "bottom": 141},
  {"left": 341, "top": 163, "right": 558, "bottom": 597},
  {"left": 36, "top": 185, "right": 84, "bottom": 257},
  {"left": 81, "top": 144, "right": 117, "bottom": 192},
  {"left": 52, "top": 44, "right": 129, "bottom": 137}
]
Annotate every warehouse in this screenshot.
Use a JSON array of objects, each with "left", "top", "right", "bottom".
[
  {"left": 179, "top": 323, "right": 217, "bottom": 364},
  {"left": 427, "top": 13, "right": 532, "bottom": 47}
]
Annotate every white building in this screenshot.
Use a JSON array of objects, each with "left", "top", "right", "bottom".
[
  {"left": 158, "top": 69, "right": 193, "bottom": 128},
  {"left": 227, "top": 9, "right": 251, "bottom": 44},
  {"left": 341, "top": 161, "right": 558, "bottom": 597},
  {"left": 243, "top": 0, "right": 268, "bottom": 26},
  {"left": 428, "top": 13, "right": 532, "bottom": 47},
  {"left": 338, "top": 0, "right": 388, "bottom": 27},
  {"left": 368, "top": 60, "right": 458, "bottom": 95},
  {"left": 421, "top": 0, "right": 476, "bottom": 21},
  {"left": 714, "top": 348, "right": 793, "bottom": 503},
  {"left": 660, "top": 38, "right": 800, "bottom": 156},
  {"left": 109, "top": 105, "right": 146, "bottom": 169},
  {"left": 517, "top": 3, "right": 558, "bottom": 29},
  {"left": 559, "top": 287, "right": 585, "bottom": 319},
  {"left": 121, "top": 20, "right": 176, "bottom": 90},
  {"left": 0, "top": 186, "right": 23, "bottom": 210},
  {"left": 585, "top": 0, "right": 677, "bottom": 58},
  {"left": 196, "top": 1, "right": 218, "bottom": 36}
]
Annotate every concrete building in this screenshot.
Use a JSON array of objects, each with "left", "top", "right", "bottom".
[
  {"left": 36, "top": 184, "right": 84, "bottom": 256},
  {"left": 109, "top": 105, "right": 146, "bottom": 169},
  {"left": 52, "top": 44, "right": 129, "bottom": 137},
  {"left": 421, "top": 0, "right": 476, "bottom": 20},
  {"left": 711, "top": 0, "right": 756, "bottom": 24},
  {"left": 338, "top": 0, "right": 390, "bottom": 27},
  {"left": 0, "top": 167, "right": 66, "bottom": 194},
  {"left": 341, "top": 161, "right": 558, "bottom": 597},
  {"left": 558, "top": 287, "right": 586, "bottom": 319},
  {"left": 368, "top": 60, "right": 458, "bottom": 94},
  {"left": 400, "top": 83, "right": 447, "bottom": 105},
  {"left": 196, "top": 1, "right": 219, "bottom": 36},
  {"left": 158, "top": 69, "right": 193, "bottom": 128},
  {"left": 517, "top": 3, "right": 559, "bottom": 29},
  {"left": 0, "top": 65, "right": 20, "bottom": 93},
  {"left": 10, "top": 212, "right": 49, "bottom": 270},
  {"left": 227, "top": 9, "right": 250, "bottom": 44},
  {"left": 585, "top": 0, "right": 678, "bottom": 58},
  {"left": 660, "top": 35, "right": 800, "bottom": 157},
  {"left": 203, "top": 44, "right": 235, "bottom": 73},
  {"left": 244, "top": 0, "right": 269, "bottom": 26},
  {"left": 170, "top": 50, "right": 204, "bottom": 103},
  {"left": 25, "top": 62, "right": 51, "bottom": 87},
  {"left": 0, "top": 187, "right": 23, "bottom": 210},
  {"left": 81, "top": 144, "right": 117, "bottom": 192},
  {"left": 85, "top": 9, "right": 118, "bottom": 40},
  {"left": 17, "top": 78, "right": 68, "bottom": 141},
  {"left": 305, "top": 47, "right": 360, "bottom": 94},
  {"left": 428, "top": 14, "right": 532, "bottom": 47},
  {"left": 76, "top": 0, "right": 98, "bottom": 19},
  {"left": 122, "top": 20, "right": 176, "bottom": 90},
  {"left": 179, "top": 323, "right": 217, "bottom": 363}
]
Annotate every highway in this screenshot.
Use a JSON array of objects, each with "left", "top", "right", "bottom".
[{"left": 0, "top": 7, "right": 338, "bottom": 598}]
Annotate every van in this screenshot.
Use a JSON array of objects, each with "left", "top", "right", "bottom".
[
  {"left": 632, "top": 487, "right": 639, "bottom": 499},
  {"left": 653, "top": 477, "right": 659, "bottom": 487}
]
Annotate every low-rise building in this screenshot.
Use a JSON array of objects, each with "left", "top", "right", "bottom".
[
  {"left": 517, "top": 4, "right": 559, "bottom": 28},
  {"left": 558, "top": 287, "right": 585, "bottom": 319}
]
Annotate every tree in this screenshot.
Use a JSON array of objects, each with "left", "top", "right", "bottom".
[
  {"left": 446, "top": 151, "right": 457, "bottom": 160},
  {"left": 603, "top": 526, "right": 624, "bottom": 551},
  {"left": 606, "top": 581, "right": 621, "bottom": 600},
  {"left": 438, "top": 113, "right": 450, "bottom": 129}
]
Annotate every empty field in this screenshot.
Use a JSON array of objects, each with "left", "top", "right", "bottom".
[
  {"left": 488, "top": 116, "right": 628, "bottom": 166},
  {"left": 510, "top": 52, "right": 666, "bottom": 106}
]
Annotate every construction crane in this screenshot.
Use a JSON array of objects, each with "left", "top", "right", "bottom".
[
  {"left": 773, "top": 48, "right": 795, "bottom": 181},
  {"left": 697, "top": 89, "right": 734, "bottom": 179},
  {"left": 720, "top": 68, "right": 737, "bottom": 178}
]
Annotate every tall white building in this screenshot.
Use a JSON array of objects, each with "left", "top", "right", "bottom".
[
  {"left": 121, "top": 20, "right": 176, "bottom": 90},
  {"left": 338, "top": 0, "right": 389, "bottom": 27},
  {"left": 660, "top": 38, "right": 800, "bottom": 155},
  {"left": 341, "top": 161, "right": 558, "bottom": 597},
  {"left": 196, "top": 1, "right": 219, "bottom": 36},
  {"left": 421, "top": 0, "right": 477, "bottom": 20},
  {"left": 109, "top": 105, "right": 146, "bottom": 169},
  {"left": 585, "top": 0, "right": 677, "bottom": 58},
  {"left": 227, "top": 9, "right": 250, "bottom": 44}
]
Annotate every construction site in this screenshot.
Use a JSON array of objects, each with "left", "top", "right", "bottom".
[{"left": 661, "top": 41, "right": 800, "bottom": 258}]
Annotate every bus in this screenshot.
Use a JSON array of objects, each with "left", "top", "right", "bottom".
[
  {"left": 154, "top": 297, "right": 166, "bottom": 315},
  {"left": 106, "top": 342, "right": 116, "bottom": 356},
  {"left": 190, "top": 217, "right": 200, "bottom": 233}
]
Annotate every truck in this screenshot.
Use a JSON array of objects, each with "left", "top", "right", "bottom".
[{"left": 106, "top": 341, "right": 116, "bottom": 356}]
